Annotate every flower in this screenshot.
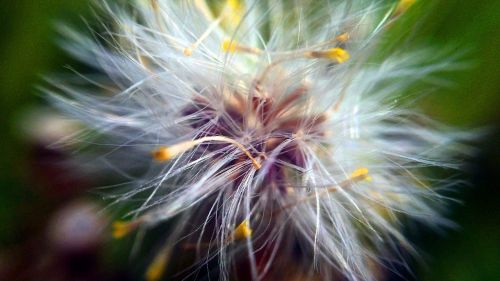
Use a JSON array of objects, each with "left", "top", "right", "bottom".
[{"left": 49, "top": 0, "right": 469, "bottom": 280}]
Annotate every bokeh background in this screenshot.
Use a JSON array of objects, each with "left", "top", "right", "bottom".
[{"left": 0, "top": 1, "right": 498, "bottom": 280}]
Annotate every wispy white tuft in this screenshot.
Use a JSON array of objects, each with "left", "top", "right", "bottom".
[{"left": 47, "top": 0, "right": 471, "bottom": 280}]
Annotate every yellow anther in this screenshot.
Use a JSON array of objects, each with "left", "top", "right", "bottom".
[
  {"left": 336, "top": 32, "right": 350, "bottom": 43},
  {"left": 324, "top": 48, "right": 350, "bottom": 63},
  {"left": 152, "top": 146, "right": 171, "bottom": 162},
  {"left": 222, "top": 39, "right": 262, "bottom": 55},
  {"left": 221, "top": 39, "right": 262, "bottom": 55},
  {"left": 112, "top": 220, "right": 139, "bottom": 239},
  {"left": 350, "top": 167, "right": 372, "bottom": 182},
  {"left": 183, "top": 47, "right": 193, "bottom": 57},
  {"left": 152, "top": 136, "right": 262, "bottom": 169},
  {"left": 223, "top": 0, "right": 244, "bottom": 28},
  {"left": 227, "top": 0, "right": 242, "bottom": 10},
  {"left": 145, "top": 250, "right": 169, "bottom": 281},
  {"left": 152, "top": 142, "right": 194, "bottom": 162},
  {"left": 351, "top": 167, "right": 368, "bottom": 178},
  {"left": 394, "top": 0, "right": 416, "bottom": 16},
  {"left": 233, "top": 219, "right": 252, "bottom": 240},
  {"left": 222, "top": 39, "right": 239, "bottom": 53},
  {"left": 306, "top": 48, "right": 350, "bottom": 63}
]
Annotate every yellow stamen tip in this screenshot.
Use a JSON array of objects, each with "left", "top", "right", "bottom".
[
  {"left": 223, "top": 0, "right": 243, "bottom": 27},
  {"left": 152, "top": 146, "right": 171, "bottom": 162},
  {"left": 183, "top": 47, "right": 193, "bottom": 56},
  {"left": 154, "top": 136, "right": 261, "bottom": 169},
  {"left": 227, "top": 0, "right": 242, "bottom": 9},
  {"left": 112, "top": 220, "right": 136, "bottom": 239},
  {"left": 222, "top": 39, "right": 238, "bottom": 53},
  {"left": 395, "top": 0, "right": 416, "bottom": 15},
  {"left": 351, "top": 167, "right": 371, "bottom": 181},
  {"left": 145, "top": 252, "right": 169, "bottom": 281},
  {"left": 233, "top": 219, "right": 252, "bottom": 241},
  {"left": 325, "top": 47, "right": 350, "bottom": 63},
  {"left": 336, "top": 32, "right": 350, "bottom": 43}
]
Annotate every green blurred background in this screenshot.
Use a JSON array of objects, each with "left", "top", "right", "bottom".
[{"left": 0, "top": 1, "right": 498, "bottom": 280}]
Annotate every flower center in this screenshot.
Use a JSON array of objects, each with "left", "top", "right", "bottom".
[{"left": 164, "top": 85, "right": 327, "bottom": 194}]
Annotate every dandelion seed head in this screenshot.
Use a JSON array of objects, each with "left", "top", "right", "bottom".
[{"left": 49, "top": 0, "right": 470, "bottom": 280}]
